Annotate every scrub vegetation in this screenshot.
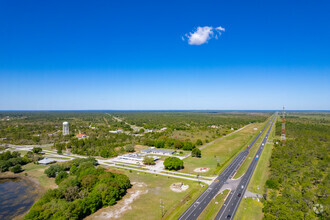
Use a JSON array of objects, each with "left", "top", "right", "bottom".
[
  {"left": 0, "top": 111, "right": 269, "bottom": 159},
  {"left": 25, "top": 157, "right": 131, "bottom": 220},
  {"left": 0, "top": 151, "right": 33, "bottom": 173},
  {"left": 263, "top": 113, "right": 329, "bottom": 219}
]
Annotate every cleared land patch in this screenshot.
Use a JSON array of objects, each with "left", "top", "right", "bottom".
[{"left": 89, "top": 169, "right": 203, "bottom": 220}]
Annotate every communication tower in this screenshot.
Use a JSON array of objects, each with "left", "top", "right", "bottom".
[{"left": 281, "top": 106, "right": 286, "bottom": 144}]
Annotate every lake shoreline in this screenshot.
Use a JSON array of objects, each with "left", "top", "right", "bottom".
[{"left": 0, "top": 173, "right": 45, "bottom": 220}]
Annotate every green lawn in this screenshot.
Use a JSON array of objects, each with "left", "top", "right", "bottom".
[
  {"left": 181, "top": 122, "right": 266, "bottom": 176},
  {"left": 247, "top": 128, "right": 275, "bottom": 194},
  {"left": 234, "top": 197, "right": 263, "bottom": 220},
  {"left": 21, "top": 163, "right": 57, "bottom": 190},
  {"left": 198, "top": 189, "right": 230, "bottom": 220}
]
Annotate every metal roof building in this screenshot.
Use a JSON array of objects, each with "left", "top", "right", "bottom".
[
  {"left": 38, "top": 158, "right": 56, "bottom": 165},
  {"left": 140, "top": 148, "right": 175, "bottom": 155}
]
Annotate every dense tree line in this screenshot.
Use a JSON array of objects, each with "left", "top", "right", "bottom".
[
  {"left": 25, "top": 158, "right": 131, "bottom": 220},
  {"left": 0, "top": 111, "right": 270, "bottom": 158},
  {"left": 0, "top": 151, "right": 30, "bottom": 173},
  {"left": 113, "top": 111, "right": 270, "bottom": 130},
  {"left": 263, "top": 116, "right": 329, "bottom": 219},
  {"left": 143, "top": 137, "right": 197, "bottom": 151}
]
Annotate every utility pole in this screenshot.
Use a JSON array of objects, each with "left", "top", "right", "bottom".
[
  {"left": 160, "top": 199, "right": 164, "bottom": 218},
  {"left": 281, "top": 106, "right": 286, "bottom": 144}
]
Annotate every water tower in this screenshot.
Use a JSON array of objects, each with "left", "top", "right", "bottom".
[{"left": 63, "top": 122, "right": 69, "bottom": 135}]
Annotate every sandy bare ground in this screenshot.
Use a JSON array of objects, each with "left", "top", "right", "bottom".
[
  {"left": 194, "top": 167, "right": 210, "bottom": 173},
  {"left": 170, "top": 183, "right": 189, "bottom": 192},
  {"left": 86, "top": 182, "right": 148, "bottom": 220}
]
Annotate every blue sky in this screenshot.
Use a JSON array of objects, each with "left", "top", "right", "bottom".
[{"left": 0, "top": 0, "right": 329, "bottom": 110}]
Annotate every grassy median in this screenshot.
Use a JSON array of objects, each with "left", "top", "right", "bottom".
[
  {"left": 234, "top": 116, "right": 276, "bottom": 220},
  {"left": 197, "top": 189, "right": 230, "bottom": 220}
]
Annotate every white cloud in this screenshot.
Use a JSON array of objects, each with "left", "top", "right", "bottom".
[
  {"left": 183, "top": 26, "right": 225, "bottom": 45},
  {"left": 215, "top": 26, "right": 225, "bottom": 32}
]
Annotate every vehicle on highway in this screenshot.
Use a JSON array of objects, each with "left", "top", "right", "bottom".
[
  {"left": 238, "top": 193, "right": 241, "bottom": 197},
  {"left": 227, "top": 214, "right": 231, "bottom": 218}
]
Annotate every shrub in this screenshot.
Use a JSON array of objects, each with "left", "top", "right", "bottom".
[
  {"left": 182, "top": 142, "right": 195, "bottom": 151},
  {"left": 124, "top": 144, "right": 135, "bottom": 152},
  {"left": 164, "top": 157, "right": 184, "bottom": 170},
  {"left": 196, "top": 139, "right": 203, "bottom": 146},
  {"left": 32, "top": 147, "right": 42, "bottom": 154},
  {"left": 266, "top": 179, "right": 279, "bottom": 189},
  {"left": 143, "top": 156, "right": 155, "bottom": 165},
  {"left": 55, "top": 171, "right": 68, "bottom": 185},
  {"left": 81, "top": 174, "right": 98, "bottom": 190},
  {"left": 44, "top": 164, "right": 64, "bottom": 178},
  {"left": 10, "top": 164, "right": 22, "bottom": 173},
  {"left": 70, "top": 165, "right": 78, "bottom": 174},
  {"left": 192, "top": 148, "right": 201, "bottom": 158}
]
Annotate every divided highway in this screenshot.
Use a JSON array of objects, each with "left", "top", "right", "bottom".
[
  {"left": 178, "top": 116, "right": 274, "bottom": 220},
  {"left": 215, "top": 114, "right": 276, "bottom": 220}
]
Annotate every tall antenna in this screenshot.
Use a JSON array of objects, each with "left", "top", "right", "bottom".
[{"left": 281, "top": 106, "right": 286, "bottom": 144}]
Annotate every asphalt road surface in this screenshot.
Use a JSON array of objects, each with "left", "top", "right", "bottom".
[
  {"left": 214, "top": 115, "right": 276, "bottom": 220},
  {"left": 178, "top": 116, "right": 274, "bottom": 220}
]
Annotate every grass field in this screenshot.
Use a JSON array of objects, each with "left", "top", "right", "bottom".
[
  {"left": 234, "top": 116, "right": 276, "bottom": 219},
  {"left": 234, "top": 197, "right": 263, "bottom": 220},
  {"left": 21, "top": 163, "right": 57, "bottom": 190},
  {"left": 181, "top": 122, "right": 266, "bottom": 176},
  {"left": 197, "top": 189, "right": 230, "bottom": 220},
  {"left": 171, "top": 129, "right": 224, "bottom": 143},
  {"left": 89, "top": 169, "right": 205, "bottom": 220},
  {"left": 247, "top": 125, "right": 275, "bottom": 194}
]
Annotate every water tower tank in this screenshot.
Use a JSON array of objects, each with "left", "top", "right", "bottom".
[{"left": 63, "top": 122, "right": 69, "bottom": 135}]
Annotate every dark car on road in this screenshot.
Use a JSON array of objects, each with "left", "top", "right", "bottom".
[
  {"left": 227, "top": 214, "right": 231, "bottom": 218},
  {"left": 238, "top": 193, "right": 241, "bottom": 197}
]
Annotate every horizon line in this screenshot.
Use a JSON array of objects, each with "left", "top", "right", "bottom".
[{"left": 0, "top": 109, "right": 329, "bottom": 112}]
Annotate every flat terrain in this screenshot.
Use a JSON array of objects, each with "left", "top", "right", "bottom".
[
  {"left": 21, "top": 163, "right": 57, "bottom": 190},
  {"left": 233, "top": 122, "right": 270, "bottom": 178},
  {"left": 87, "top": 169, "right": 204, "bottom": 220},
  {"left": 234, "top": 197, "right": 263, "bottom": 220},
  {"left": 234, "top": 117, "right": 276, "bottom": 219},
  {"left": 197, "top": 189, "right": 230, "bottom": 220},
  {"left": 181, "top": 122, "right": 264, "bottom": 176}
]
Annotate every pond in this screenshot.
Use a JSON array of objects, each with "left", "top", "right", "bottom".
[{"left": 0, "top": 177, "right": 39, "bottom": 219}]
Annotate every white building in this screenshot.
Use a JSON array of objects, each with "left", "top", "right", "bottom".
[
  {"left": 118, "top": 153, "right": 160, "bottom": 162},
  {"left": 141, "top": 148, "right": 175, "bottom": 156},
  {"left": 38, "top": 158, "right": 56, "bottom": 165},
  {"left": 109, "top": 129, "right": 123, "bottom": 134},
  {"left": 63, "top": 122, "right": 69, "bottom": 135}
]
